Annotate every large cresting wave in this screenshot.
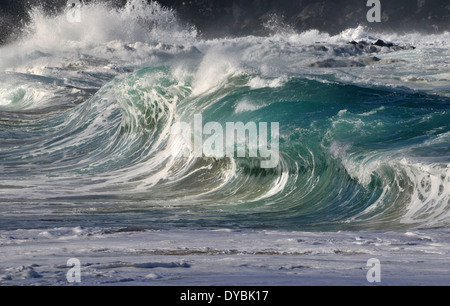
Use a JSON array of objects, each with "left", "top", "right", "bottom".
[{"left": 0, "top": 0, "right": 450, "bottom": 231}]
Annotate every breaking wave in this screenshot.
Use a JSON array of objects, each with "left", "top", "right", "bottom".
[{"left": 0, "top": 0, "right": 450, "bottom": 231}]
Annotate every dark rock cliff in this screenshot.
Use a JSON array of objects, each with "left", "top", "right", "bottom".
[{"left": 1, "top": 0, "right": 449, "bottom": 43}]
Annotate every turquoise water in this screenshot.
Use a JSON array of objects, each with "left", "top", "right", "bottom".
[{"left": 0, "top": 1, "right": 449, "bottom": 232}]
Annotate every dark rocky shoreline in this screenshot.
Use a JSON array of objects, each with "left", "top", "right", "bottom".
[{"left": 1, "top": 0, "right": 449, "bottom": 44}]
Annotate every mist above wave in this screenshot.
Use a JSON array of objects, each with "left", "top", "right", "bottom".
[{"left": 1, "top": 0, "right": 449, "bottom": 45}]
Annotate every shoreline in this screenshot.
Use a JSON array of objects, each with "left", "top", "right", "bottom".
[{"left": 1, "top": 227, "right": 449, "bottom": 286}]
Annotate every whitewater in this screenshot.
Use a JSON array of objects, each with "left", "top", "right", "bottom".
[{"left": 0, "top": 1, "right": 449, "bottom": 285}]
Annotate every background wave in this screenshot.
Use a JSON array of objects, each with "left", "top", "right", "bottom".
[{"left": 1, "top": 0, "right": 449, "bottom": 44}]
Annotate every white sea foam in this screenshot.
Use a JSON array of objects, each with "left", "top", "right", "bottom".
[
  {"left": 1, "top": 227, "right": 449, "bottom": 285},
  {"left": 0, "top": 1, "right": 447, "bottom": 104}
]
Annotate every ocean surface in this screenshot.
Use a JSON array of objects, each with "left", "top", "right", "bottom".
[{"left": 0, "top": 1, "right": 449, "bottom": 285}]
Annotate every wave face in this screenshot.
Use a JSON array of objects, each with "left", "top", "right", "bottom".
[{"left": 0, "top": 1, "right": 450, "bottom": 231}]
